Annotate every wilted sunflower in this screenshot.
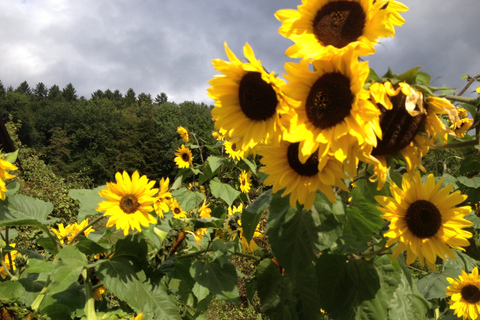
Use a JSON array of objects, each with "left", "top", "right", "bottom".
[
  {"left": 446, "top": 267, "right": 480, "bottom": 320},
  {"left": 170, "top": 198, "right": 187, "bottom": 219},
  {"left": 375, "top": 171, "right": 473, "bottom": 271},
  {"left": 275, "top": 0, "right": 408, "bottom": 60},
  {"left": 174, "top": 144, "right": 193, "bottom": 168},
  {"left": 0, "top": 157, "right": 18, "bottom": 200},
  {"left": 177, "top": 126, "right": 189, "bottom": 142},
  {"left": 451, "top": 118, "right": 473, "bottom": 138},
  {"left": 259, "top": 140, "right": 348, "bottom": 210},
  {"left": 239, "top": 170, "right": 252, "bottom": 193},
  {"left": 282, "top": 50, "right": 381, "bottom": 167},
  {"left": 368, "top": 81, "right": 459, "bottom": 189},
  {"left": 96, "top": 171, "right": 158, "bottom": 236},
  {"left": 154, "top": 177, "right": 172, "bottom": 219},
  {"left": 208, "top": 42, "right": 290, "bottom": 150}
]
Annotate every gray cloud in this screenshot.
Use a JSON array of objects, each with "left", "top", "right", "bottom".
[{"left": 1, "top": 0, "right": 479, "bottom": 104}]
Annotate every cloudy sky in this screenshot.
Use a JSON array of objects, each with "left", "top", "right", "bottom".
[{"left": 1, "top": 0, "right": 479, "bottom": 104}]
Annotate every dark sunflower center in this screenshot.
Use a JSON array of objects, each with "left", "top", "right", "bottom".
[
  {"left": 241, "top": 179, "right": 245, "bottom": 186},
  {"left": 119, "top": 194, "right": 140, "bottom": 214},
  {"left": 287, "top": 143, "right": 319, "bottom": 177},
  {"left": 174, "top": 207, "right": 181, "bottom": 215},
  {"left": 461, "top": 284, "right": 480, "bottom": 304},
  {"left": 306, "top": 72, "right": 353, "bottom": 129},
  {"left": 238, "top": 72, "right": 278, "bottom": 121},
  {"left": 405, "top": 200, "right": 442, "bottom": 239},
  {"left": 182, "top": 152, "right": 190, "bottom": 162},
  {"left": 231, "top": 143, "right": 237, "bottom": 151},
  {"left": 372, "top": 92, "right": 427, "bottom": 156},
  {"left": 313, "top": 1, "right": 366, "bottom": 48}
]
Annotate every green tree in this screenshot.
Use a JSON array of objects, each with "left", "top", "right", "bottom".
[
  {"left": 124, "top": 88, "right": 136, "bottom": 106},
  {"left": 155, "top": 92, "right": 168, "bottom": 105},
  {"left": 48, "top": 84, "right": 63, "bottom": 101},
  {"left": 0, "top": 80, "right": 6, "bottom": 98},
  {"left": 62, "top": 83, "right": 78, "bottom": 102},
  {"left": 91, "top": 89, "right": 104, "bottom": 100},
  {"left": 15, "top": 81, "right": 32, "bottom": 95},
  {"left": 34, "top": 82, "right": 49, "bottom": 99}
]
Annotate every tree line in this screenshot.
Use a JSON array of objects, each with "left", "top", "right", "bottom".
[{"left": 0, "top": 80, "right": 216, "bottom": 185}]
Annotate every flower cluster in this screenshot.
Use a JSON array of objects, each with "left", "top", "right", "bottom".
[
  {"left": 207, "top": 0, "right": 475, "bottom": 307},
  {"left": 52, "top": 219, "right": 95, "bottom": 244}
]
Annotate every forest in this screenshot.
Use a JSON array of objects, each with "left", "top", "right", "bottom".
[{"left": 0, "top": 80, "right": 216, "bottom": 186}]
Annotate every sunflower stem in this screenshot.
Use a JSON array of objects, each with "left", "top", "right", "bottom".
[
  {"left": 83, "top": 269, "right": 98, "bottom": 320},
  {"left": 359, "top": 244, "right": 389, "bottom": 257},
  {"left": 444, "top": 95, "right": 479, "bottom": 105},
  {"left": 437, "top": 139, "right": 478, "bottom": 149}
]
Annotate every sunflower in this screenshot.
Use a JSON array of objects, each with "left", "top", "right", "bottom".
[
  {"left": 282, "top": 50, "right": 381, "bottom": 168},
  {"left": 239, "top": 170, "right": 252, "bottom": 193},
  {"left": 154, "top": 177, "right": 172, "bottom": 219},
  {"left": 174, "top": 144, "right": 193, "bottom": 169},
  {"left": 228, "top": 203, "right": 244, "bottom": 217},
  {"left": 96, "top": 171, "right": 158, "bottom": 236},
  {"left": 170, "top": 198, "right": 187, "bottom": 219},
  {"left": 0, "top": 243, "right": 18, "bottom": 279},
  {"left": 224, "top": 139, "right": 246, "bottom": 161},
  {"left": 446, "top": 267, "right": 480, "bottom": 320},
  {"left": 212, "top": 129, "right": 226, "bottom": 141},
  {"left": 275, "top": 0, "right": 408, "bottom": 60},
  {"left": 368, "top": 82, "right": 459, "bottom": 189},
  {"left": 198, "top": 199, "right": 212, "bottom": 219},
  {"left": 0, "top": 157, "right": 18, "bottom": 200},
  {"left": 375, "top": 171, "right": 473, "bottom": 271},
  {"left": 52, "top": 219, "right": 95, "bottom": 244},
  {"left": 177, "top": 126, "right": 189, "bottom": 142},
  {"left": 208, "top": 42, "right": 290, "bottom": 150},
  {"left": 188, "top": 181, "right": 205, "bottom": 194},
  {"left": 259, "top": 140, "right": 348, "bottom": 210}
]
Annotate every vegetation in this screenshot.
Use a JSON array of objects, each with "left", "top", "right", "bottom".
[{"left": 0, "top": 80, "right": 216, "bottom": 185}]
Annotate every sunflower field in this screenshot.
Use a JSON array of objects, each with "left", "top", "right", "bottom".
[{"left": 2, "top": 0, "right": 480, "bottom": 319}]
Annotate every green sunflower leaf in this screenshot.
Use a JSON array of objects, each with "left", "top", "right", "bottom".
[
  {"left": 457, "top": 175, "right": 480, "bottom": 188},
  {"left": 190, "top": 259, "right": 239, "bottom": 303},
  {"left": 242, "top": 189, "right": 271, "bottom": 242},
  {"left": 206, "top": 155, "right": 223, "bottom": 175},
  {"left": 240, "top": 158, "right": 257, "bottom": 174},
  {"left": 267, "top": 191, "right": 340, "bottom": 275},
  {"left": 256, "top": 258, "right": 301, "bottom": 320},
  {"left": 0, "top": 194, "right": 55, "bottom": 228},
  {"left": 98, "top": 256, "right": 181, "bottom": 320},
  {"left": 460, "top": 155, "right": 480, "bottom": 176},
  {"left": 171, "top": 187, "right": 205, "bottom": 211},
  {"left": 47, "top": 245, "right": 87, "bottom": 294},
  {"left": 209, "top": 177, "right": 241, "bottom": 207},
  {"left": 69, "top": 186, "right": 106, "bottom": 222},
  {"left": 345, "top": 188, "right": 385, "bottom": 243},
  {"left": 416, "top": 264, "right": 462, "bottom": 300},
  {"left": 317, "top": 254, "right": 429, "bottom": 319}
]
